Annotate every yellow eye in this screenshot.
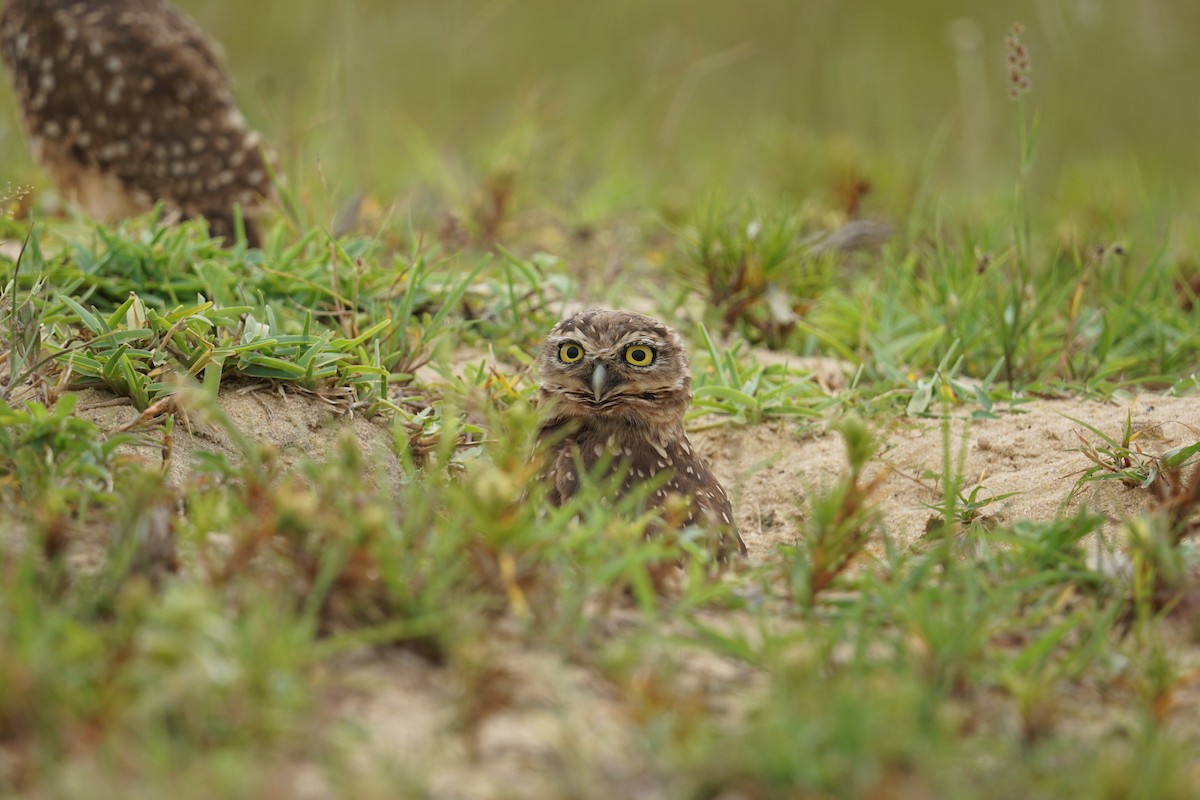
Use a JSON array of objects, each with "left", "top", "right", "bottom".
[
  {"left": 625, "top": 345, "right": 655, "bottom": 366},
  {"left": 559, "top": 342, "right": 584, "bottom": 363}
]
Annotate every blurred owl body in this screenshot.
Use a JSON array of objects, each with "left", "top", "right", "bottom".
[
  {"left": 0, "top": 0, "right": 273, "bottom": 245},
  {"left": 536, "top": 310, "right": 746, "bottom": 558}
]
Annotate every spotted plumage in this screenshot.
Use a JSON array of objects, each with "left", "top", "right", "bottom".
[
  {"left": 0, "top": 0, "right": 274, "bottom": 245},
  {"left": 536, "top": 309, "right": 746, "bottom": 558}
]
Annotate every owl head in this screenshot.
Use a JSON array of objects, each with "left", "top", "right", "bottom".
[{"left": 537, "top": 309, "right": 692, "bottom": 428}]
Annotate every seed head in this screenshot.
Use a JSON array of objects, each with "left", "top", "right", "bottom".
[
  {"left": 1, "top": 183, "right": 31, "bottom": 219},
  {"left": 1005, "top": 22, "right": 1033, "bottom": 100}
]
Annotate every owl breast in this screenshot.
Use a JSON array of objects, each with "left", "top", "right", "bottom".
[{"left": 539, "top": 418, "right": 745, "bottom": 558}]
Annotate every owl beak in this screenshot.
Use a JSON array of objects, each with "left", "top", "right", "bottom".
[{"left": 590, "top": 362, "right": 610, "bottom": 402}]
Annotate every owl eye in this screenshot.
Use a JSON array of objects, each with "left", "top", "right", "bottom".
[
  {"left": 559, "top": 342, "right": 585, "bottom": 363},
  {"left": 624, "top": 345, "right": 655, "bottom": 366}
]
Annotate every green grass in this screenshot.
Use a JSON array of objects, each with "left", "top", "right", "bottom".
[{"left": 4, "top": 2, "right": 1200, "bottom": 797}]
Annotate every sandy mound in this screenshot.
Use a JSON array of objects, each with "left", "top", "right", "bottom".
[
  {"left": 74, "top": 384, "right": 400, "bottom": 485},
  {"left": 73, "top": 383, "right": 1200, "bottom": 568},
  {"left": 697, "top": 394, "right": 1200, "bottom": 557},
  {"left": 78, "top": 383, "right": 1200, "bottom": 558}
]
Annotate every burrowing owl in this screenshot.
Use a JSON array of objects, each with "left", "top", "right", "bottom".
[
  {"left": 536, "top": 309, "right": 746, "bottom": 558},
  {"left": 0, "top": 0, "right": 274, "bottom": 246}
]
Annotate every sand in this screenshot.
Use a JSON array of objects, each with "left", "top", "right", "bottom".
[{"left": 702, "top": 393, "right": 1200, "bottom": 557}]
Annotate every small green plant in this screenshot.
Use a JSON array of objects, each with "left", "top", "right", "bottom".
[
  {"left": 688, "top": 323, "right": 832, "bottom": 427},
  {"left": 0, "top": 393, "right": 134, "bottom": 515},
  {"left": 985, "top": 512, "right": 1106, "bottom": 581},
  {"left": 1068, "top": 411, "right": 1153, "bottom": 489},
  {"left": 1068, "top": 411, "right": 1200, "bottom": 499},
  {"left": 1120, "top": 459, "right": 1200, "bottom": 619},
  {"left": 956, "top": 481, "right": 1019, "bottom": 527},
  {"left": 786, "top": 415, "right": 883, "bottom": 606},
  {"left": 676, "top": 199, "right": 833, "bottom": 348},
  {"left": 374, "top": 248, "right": 484, "bottom": 381},
  {"left": 903, "top": 341, "right": 1009, "bottom": 419},
  {"left": 918, "top": 473, "right": 1021, "bottom": 530}
]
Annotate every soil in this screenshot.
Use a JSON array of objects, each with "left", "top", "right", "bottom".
[
  {"left": 702, "top": 393, "right": 1200, "bottom": 558},
  {"left": 75, "top": 383, "right": 402, "bottom": 486}
]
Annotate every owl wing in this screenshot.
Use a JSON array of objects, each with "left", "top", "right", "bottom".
[
  {"left": 679, "top": 451, "right": 747, "bottom": 559},
  {"left": 534, "top": 418, "right": 582, "bottom": 506},
  {"left": 650, "top": 437, "right": 745, "bottom": 559},
  {"left": 1, "top": 0, "right": 272, "bottom": 243},
  {"left": 546, "top": 446, "right": 584, "bottom": 507}
]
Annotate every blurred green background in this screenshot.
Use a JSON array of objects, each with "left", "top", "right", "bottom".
[{"left": 2, "top": 0, "right": 1197, "bottom": 227}]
